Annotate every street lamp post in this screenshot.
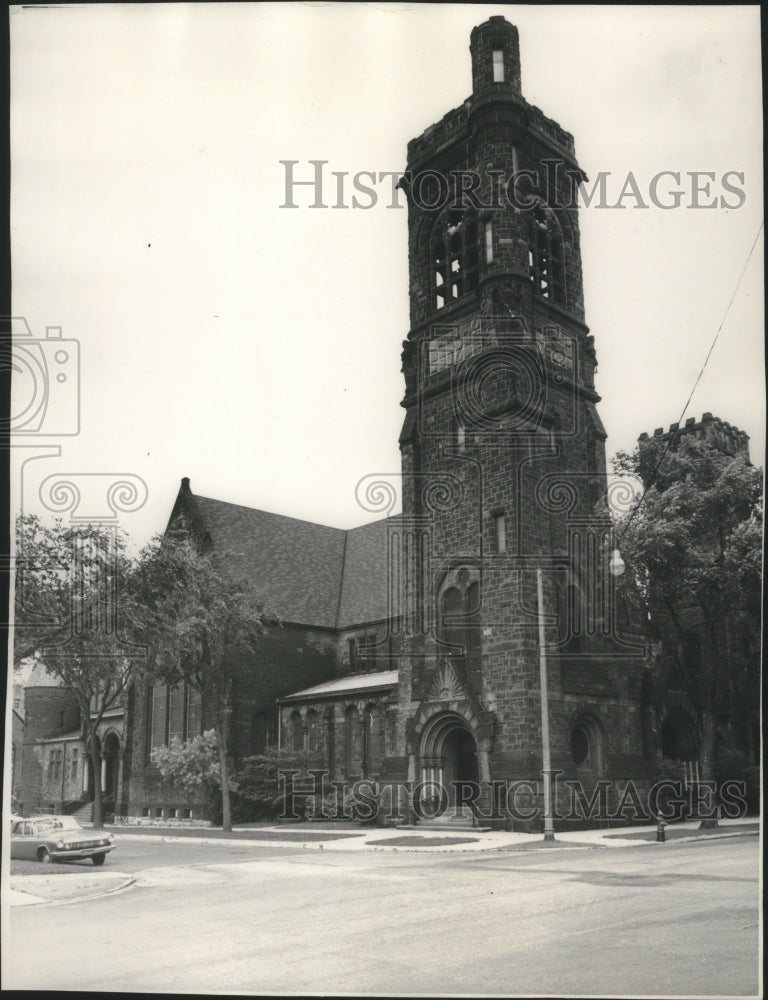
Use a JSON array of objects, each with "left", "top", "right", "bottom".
[{"left": 536, "top": 568, "right": 556, "bottom": 842}]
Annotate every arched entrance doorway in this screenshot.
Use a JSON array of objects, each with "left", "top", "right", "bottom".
[
  {"left": 419, "top": 713, "right": 479, "bottom": 812},
  {"left": 443, "top": 727, "right": 479, "bottom": 791},
  {"left": 660, "top": 709, "right": 700, "bottom": 786}
]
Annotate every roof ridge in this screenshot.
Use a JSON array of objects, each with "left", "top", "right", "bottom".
[
  {"left": 194, "top": 494, "right": 347, "bottom": 534},
  {"left": 334, "top": 529, "right": 350, "bottom": 629}
]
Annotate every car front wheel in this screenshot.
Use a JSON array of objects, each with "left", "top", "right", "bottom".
[
  {"left": 92, "top": 853, "right": 106, "bottom": 866},
  {"left": 39, "top": 848, "right": 52, "bottom": 864}
]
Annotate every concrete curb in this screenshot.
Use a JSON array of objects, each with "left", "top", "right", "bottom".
[
  {"left": 647, "top": 829, "right": 760, "bottom": 846},
  {"left": 8, "top": 874, "right": 135, "bottom": 908}
]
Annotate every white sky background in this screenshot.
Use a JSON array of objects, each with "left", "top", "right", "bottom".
[{"left": 10, "top": 3, "right": 764, "bottom": 548}]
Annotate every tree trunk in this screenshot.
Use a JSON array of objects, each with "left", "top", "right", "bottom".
[
  {"left": 698, "top": 706, "right": 718, "bottom": 828},
  {"left": 698, "top": 627, "right": 719, "bottom": 828},
  {"left": 87, "top": 728, "right": 104, "bottom": 828}
]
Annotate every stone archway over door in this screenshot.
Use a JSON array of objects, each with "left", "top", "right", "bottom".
[{"left": 420, "top": 712, "right": 479, "bottom": 808}]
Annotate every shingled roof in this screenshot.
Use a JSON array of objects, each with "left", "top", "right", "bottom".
[
  {"left": 280, "top": 670, "right": 399, "bottom": 703},
  {"left": 170, "top": 480, "right": 398, "bottom": 630}
]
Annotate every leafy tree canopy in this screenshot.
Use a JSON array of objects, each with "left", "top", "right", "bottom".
[{"left": 135, "top": 530, "right": 279, "bottom": 830}]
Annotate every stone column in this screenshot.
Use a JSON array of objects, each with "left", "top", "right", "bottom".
[
  {"left": 116, "top": 747, "right": 126, "bottom": 816},
  {"left": 477, "top": 746, "right": 491, "bottom": 782}
]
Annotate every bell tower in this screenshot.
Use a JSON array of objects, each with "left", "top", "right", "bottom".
[{"left": 392, "top": 17, "right": 643, "bottom": 825}]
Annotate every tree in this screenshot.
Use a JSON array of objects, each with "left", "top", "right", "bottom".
[
  {"left": 14, "top": 514, "right": 146, "bottom": 827},
  {"left": 135, "top": 532, "right": 277, "bottom": 832},
  {"left": 612, "top": 436, "right": 762, "bottom": 823},
  {"left": 233, "top": 746, "right": 324, "bottom": 822},
  {"left": 151, "top": 729, "right": 226, "bottom": 815}
]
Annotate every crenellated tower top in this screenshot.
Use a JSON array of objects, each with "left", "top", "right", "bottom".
[{"left": 639, "top": 413, "right": 751, "bottom": 461}]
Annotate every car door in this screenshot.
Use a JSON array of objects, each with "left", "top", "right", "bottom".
[{"left": 11, "top": 820, "right": 35, "bottom": 860}]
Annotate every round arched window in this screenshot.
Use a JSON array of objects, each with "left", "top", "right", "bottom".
[
  {"left": 570, "top": 725, "right": 590, "bottom": 765},
  {"left": 569, "top": 714, "right": 604, "bottom": 773}
]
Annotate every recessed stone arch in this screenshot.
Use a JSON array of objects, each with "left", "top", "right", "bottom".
[
  {"left": 435, "top": 562, "right": 483, "bottom": 687},
  {"left": 660, "top": 709, "right": 699, "bottom": 762},
  {"left": 567, "top": 710, "right": 606, "bottom": 775}
]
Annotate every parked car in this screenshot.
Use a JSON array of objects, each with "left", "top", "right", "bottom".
[{"left": 10, "top": 815, "right": 116, "bottom": 866}]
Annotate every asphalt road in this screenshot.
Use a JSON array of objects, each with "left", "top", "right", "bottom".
[{"left": 3, "top": 835, "right": 760, "bottom": 996}]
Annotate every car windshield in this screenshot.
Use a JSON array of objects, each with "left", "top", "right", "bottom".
[
  {"left": 32, "top": 816, "right": 84, "bottom": 833},
  {"left": 35, "top": 819, "right": 63, "bottom": 832},
  {"left": 56, "top": 817, "right": 83, "bottom": 831}
]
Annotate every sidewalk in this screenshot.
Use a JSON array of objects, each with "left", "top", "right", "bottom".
[
  {"left": 7, "top": 817, "right": 757, "bottom": 908},
  {"left": 6, "top": 871, "right": 134, "bottom": 909},
  {"left": 109, "top": 815, "right": 758, "bottom": 853}
]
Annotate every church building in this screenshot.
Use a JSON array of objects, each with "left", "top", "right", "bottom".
[
  {"left": 19, "top": 18, "right": 749, "bottom": 828},
  {"left": 129, "top": 16, "right": 651, "bottom": 826}
]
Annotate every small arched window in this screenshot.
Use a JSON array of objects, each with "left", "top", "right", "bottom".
[
  {"left": 570, "top": 714, "right": 605, "bottom": 774},
  {"left": 441, "top": 587, "right": 464, "bottom": 653},
  {"left": 528, "top": 205, "right": 565, "bottom": 306},
  {"left": 306, "top": 709, "right": 320, "bottom": 753},
  {"left": 363, "top": 704, "right": 381, "bottom": 776},
  {"left": 556, "top": 570, "right": 587, "bottom": 654},
  {"left": 432, "top": 211, "right": 479, "bottom": 310},
  {"left": 290, "top": 711, "right": 303, "bottom": 752},
  {"left": 439, "top": 571, "right": 483, "bottom": 695},
  {"left": 344, "top": 705, "right": 360, "bottom": 778}
]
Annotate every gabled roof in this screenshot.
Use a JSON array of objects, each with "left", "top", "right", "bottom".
[
  {"left": 171, "top": 480, "right": 399, "bottom": 630},
  {"left": 279, "top": 670, "right": 399, "bottom": 703},
  {"left": 337, "top": 515, "right": 401, "bottom": 628},
  {"left": 16, "top": 659, "right": 66, "bottom": 689}
]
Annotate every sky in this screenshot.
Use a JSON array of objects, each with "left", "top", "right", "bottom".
[{"left": 10, "top": 3, "right": 764, "bottom": 550}]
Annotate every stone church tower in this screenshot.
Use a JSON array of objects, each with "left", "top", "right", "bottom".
[{"left": 388, "top": 16, "right": 647, "bottom": 822}]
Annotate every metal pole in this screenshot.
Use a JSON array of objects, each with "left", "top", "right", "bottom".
[{"left": 536, "top": 568, "right": 556, "bottom": 841}]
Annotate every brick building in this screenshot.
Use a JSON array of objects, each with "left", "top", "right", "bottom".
[
  {"left": 13, "top": 658, "right": 129, "bottom": 820},
  {"left": 128, "top": 15, "right": 652, "bottom": 825},
  {"left": 15, "top": 18, "right": 753, "bottom": 826}
]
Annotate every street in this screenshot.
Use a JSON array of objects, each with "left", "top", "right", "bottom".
[{"left": 3, "top": 835, "right": 760, "bottom": 996}]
